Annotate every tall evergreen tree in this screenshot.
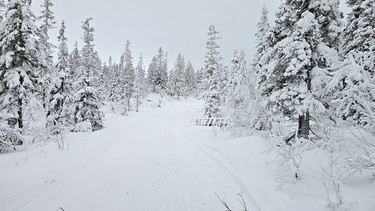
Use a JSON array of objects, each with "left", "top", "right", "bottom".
[
  {"left": 166, "top": 68, "right": 176, "bottom": 97},
  {"left": 101, "top": 57, "right": 113, "bottom": 100},
  {"left": 0, "top": 0, "right": 46, "bottom": 130},
  {"left": 254, "top": 6, "right": 271, "bottom": 85},
  {"left": 38, "top": 0, "right": 55, "bottom": 66},
  {"left": 69, "top": 41, "right": 81, "bottom": 80},
  {"left": 147, "top": 47, "right": 168, "bottom": 93},
  {"left": 203, "top": 24, "right": 222, "bottom": 119},
  {"left": 46, "top": 20, "right": 72, "bottom": 130},
  {"left": 123, "top": 40, "right": 135, "bottom": 111},
  {"left": 107, "top": 47, "right": 126, "bottom": 113},
  {"left": 56, "top": 21, "right": 69, "bottom": 75},
  {"left": 251, "top": 6, "right": 273, "bottom": 131},
  {"left": 184, "top": 61, "right": 195, "bottom": 95},
  {"left": 37, "top": 0, "right": 55, "bottom": 111},
  {"left": 147, "top": 56, "right": 157, "bottom": 92},
  {"left": 72, "top": 18, "right": 103, "bottom": 131},
  {"left": 79, "top": 18, "right": 101, "bottom": 79},
  {"left": 327, "top": 57, "right": 375, "bottom": 132},
  {"left": 226, "top": 50, "right": 253, "bottom": 132},
  {"left": 167, "top": 53, "right": 186, "bottom": 99},
  {"left": 343, "top": 0, "right": 375, "bottom": 76},
  {"left": 134, "top": 53, "right": 145, "bottom": 112},
  {"left": 259, "top": 0, "right": 343, "bottom": 139},
  {"left": 195, "top": 67, "right": 205, "bottom": 96},
  {"left": 106, "top": 42, "right": 133, "bottom": 115},
  {"left": 107, "top": 56, "right": 121, "bottom": 103},
  {"left": 327, "top": 0, "right": 375, "bottom": 132}
]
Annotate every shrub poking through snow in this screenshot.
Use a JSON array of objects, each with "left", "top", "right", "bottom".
[{"left": 0, "top": 126, "right": 23, "bottom": 152}]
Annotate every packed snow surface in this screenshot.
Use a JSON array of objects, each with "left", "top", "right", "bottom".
[{"left": 0, "top": 99, "right": 374, "bottom": 210}]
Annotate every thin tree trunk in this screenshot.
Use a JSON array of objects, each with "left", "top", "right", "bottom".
[
  {"left": 297, "top": 65, "right": 312, "bottom": 139},
  {"left": 297, "top": 111, "right": 309, "bottom": 139},
  {"left": 136, "top": 95, "right": 139, "bottom": 112},
  {"left": 127, "top": 97, "right": 130, "bottom": 111},
  {"left": 18, "top": 76, "right": 24, "bottom": 129},
  {"left": 17, "top": 97, "right": 23, "bottom": 129}
]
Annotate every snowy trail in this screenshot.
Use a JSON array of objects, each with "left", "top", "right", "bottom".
[
  {"left": 0, "top": 99, "right": 261, "bottom": 211},
  {"left": 4, "top": 99, "right": 373, "bottom": 211}
]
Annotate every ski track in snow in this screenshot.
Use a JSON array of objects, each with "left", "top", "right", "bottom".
[
  {"left": 184, "top": 128, "right": 261, "bottom": 211},
  {"left": 142, "top": 115, "right": 200, "bottom": 211},
  {"left": 0, "top": 99, "right": 263, "bottom": 211}
]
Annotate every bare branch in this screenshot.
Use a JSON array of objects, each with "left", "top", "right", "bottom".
[
  {"left": 237, "top": 192, "right": 248, "bottom": 211},
  {"left": 214, "top": 192, "right": 232, "bottom": 211}
]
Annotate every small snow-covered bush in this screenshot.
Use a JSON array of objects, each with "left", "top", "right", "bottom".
[
  {"left": 274, "top": 136, "right": 314, "bottom": 186},
  {"left": 72, "top": 121, "right": 92, "bottom": 132},
  {"left": 0, "top": 126, "right": 24, "bottom": 153},
  {"left": 316, "top": 126, "right": 348, "bottom": 209}
]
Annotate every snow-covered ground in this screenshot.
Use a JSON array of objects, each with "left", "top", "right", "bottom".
[{"left": 0, "top": 98, "right": 374, "bottom": 211}]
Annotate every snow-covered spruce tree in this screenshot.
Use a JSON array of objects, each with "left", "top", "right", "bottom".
[
  {"left": 327, "top": 0, "right": 375, "bottom": 132},
  {"left": 100, "top": 57, "right": 113, "bottom": 100},
  {"left": 37, "top": 0, "right": 56, "bottom": 113},
  {"left": 147, "top": 56, "right": 157, "bottom": 93},
  {"left": 195, "top": 67, "right": 205, "bottom": 97},
  {"left": 259, "top": 0, "right": 343, "bottom": 140},
  {"left": 0, "top": 0, "right": 46, "bottom": 146},
  {"left": 343, "top": 0, "right": 375, "bottom": 76},
  {"left": 253, "top": 6, "right": 270, "bottom": 69},
  {"left": 184, "top": 60, "right": 196, "bottom": 96},
  {"left": 38, "top": 0, "right": 55, "bottom": 66},
  {"left": 323, "top": 0, "right": 375, "bottom": 181},
  {"left": 147, "top": 47, "right": 168, "bottom": 93},
  {"left": 324, "top": 0, "right": 375, "bottom": 197},
  {"left": 68, "top": 41, "right": 81, "bottom": 81},
  {"left": 225, "top": 49, "right": 254, "bottom": 134},
  {"left": 107, "top": 39, "right": 136, "bottom": 114},
  {"left": 0, "top": 0, "right": 46, "bottom": 128},
  {"left": 166, "top": 68, "right": 176, "bottom": 96},
  {"left": 219, "top": 64, "right": 229, "bottom": 105},
  {"left": 123, "top": 40, "right": 135, "bottom": 111},
  {"left": 46, "top": 20, "right": 72, "bottom": 131},
  {"left": 107, "top": 49, "right": 127, "bottom": 115},
  {"left": 134, "top": 53, "right": 145, "bottom": 112},
  {"left": 260, "top": 1, "right": 347, "bottom": 202},
  {"left": 327, "top": 58, "right": 375, "bottom": 133},
  {"left": 167, "top": 53, "right": 186, "bottom": 99},
  {"left": 105, "top": 56, "right": 120, "bottom": 103},
  {"left": 252, "top": 6, "right": 273, "bottom": 131},
  {"left": 202, "top": 24, "right": 223, "bottom": 120},
  {"left": 78, "top": 18, "right": 102, "bottom": 80},
  {"left": 72, "top": 18, "right": 104, "bottom": 132}
]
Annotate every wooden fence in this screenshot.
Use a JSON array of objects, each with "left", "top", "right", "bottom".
[{"left": 193, "top": 118, "right": 227, "bottom": 127}]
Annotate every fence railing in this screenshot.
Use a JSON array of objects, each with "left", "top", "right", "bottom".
[{"left": 193, "top": 118, "right": 227, "bottom": 127}]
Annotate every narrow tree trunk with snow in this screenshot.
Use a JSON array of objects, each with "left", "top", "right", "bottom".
[
  {"left": 297, "top": 112, "right": 309, "bottom": 139},
  {"left": 17, "top": 98, "right": 23, "bottom": 129},
  {"left": 298, "top": 70, "right": 312, "bottom": 139}
]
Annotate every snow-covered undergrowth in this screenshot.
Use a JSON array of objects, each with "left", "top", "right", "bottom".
[{"left": 0, "top": 98, "right": 374, "bottom": 210}]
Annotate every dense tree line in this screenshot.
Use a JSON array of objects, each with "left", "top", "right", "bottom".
[
  {"left": 198, "top": 0, "right": 374, "bottom": 138},
  {"left": 0, "top": 0, "right": 199, "bottom": 150}
]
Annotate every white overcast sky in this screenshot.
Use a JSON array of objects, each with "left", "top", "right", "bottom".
[{"left": 31, "top": 0, "right": 349, "bottom": 70}]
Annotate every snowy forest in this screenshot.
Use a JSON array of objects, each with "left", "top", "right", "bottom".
[{"left": 1, "top": 0, "right": 375, "bottom": 210}]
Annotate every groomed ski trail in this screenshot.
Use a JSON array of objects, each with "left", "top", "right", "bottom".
[{"left": 0, "top": 99, "right": 262, "bottom": 211}]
